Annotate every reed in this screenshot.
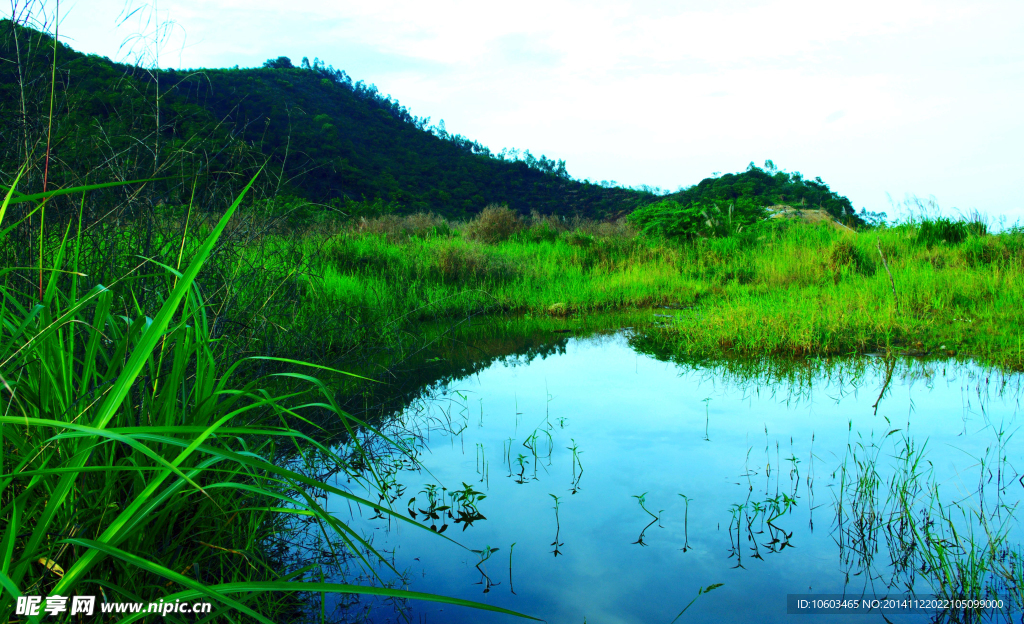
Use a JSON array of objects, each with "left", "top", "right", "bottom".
[
  {"left": 0, "top": 181, "right": 534, "bottom": 621},
  {"left": 832, "top": 428, "right": 1023, "bottom": 617}
]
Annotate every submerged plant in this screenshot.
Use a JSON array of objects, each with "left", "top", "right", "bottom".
[
  {"left": 451, "top": 482, "right": 488, "bottom": 530},
  {"left": 702, "top": 397, "right": 712, "bottom": 441},
  {"left": 514, "top": 453, "right": 530, "bottom": 484},
  {"left": 471, "top": 545, "right": 501, "bottom": 593}
]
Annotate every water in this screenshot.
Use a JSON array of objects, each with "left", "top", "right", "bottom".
[{"left": 314, "top": 330, "right": 1023, "bottom": 623}]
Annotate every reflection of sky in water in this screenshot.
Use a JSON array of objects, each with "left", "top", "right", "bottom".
[{"left": 324, "top": 332, "right": 1023, "bottom": 624}]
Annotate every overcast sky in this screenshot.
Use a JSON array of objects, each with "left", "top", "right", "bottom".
[{"left": 47, "top": 0, "right": 1024, "bottom": 221}]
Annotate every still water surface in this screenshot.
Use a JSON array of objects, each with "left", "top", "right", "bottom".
[{"left": 321, "top": 330, "right": 1022, "bottom": 623}]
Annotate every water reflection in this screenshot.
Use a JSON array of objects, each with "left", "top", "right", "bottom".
[{"left": 308, "top": 328, "right": 1023, "bottom": 624}]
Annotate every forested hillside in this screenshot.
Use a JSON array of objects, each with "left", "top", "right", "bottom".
[
  {"left": 0, "top": 21, "right": 652, "bottom": 221},
  {"left": 624, "top": 161, "right": 872, "bottom": 238},
  {"left": 1, "top": 21, "right": 867, "bottom": 226},
  {"left": 664, "top": 160, "right": 862, "bottom": 222}
]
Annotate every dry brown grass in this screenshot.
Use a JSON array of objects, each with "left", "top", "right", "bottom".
[
  {"left": 464, "top": 204, "right": 524, "bottom": 243},
  {"left": 351, "top": 213, "right": 453, "bottom": 240},
  {"left": 430, "top": 242, "right": 520, "bottom": 283},
  {"left": 768, "top": 205, "right": 854, "bottom": 232}
]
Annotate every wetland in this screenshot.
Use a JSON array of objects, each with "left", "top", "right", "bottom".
[
  {"left": 2, "top": 22, "right": 1022, "bottom": 618},
  {"left": 302, "top": 324, "right": 1024, "bottom": 623}
]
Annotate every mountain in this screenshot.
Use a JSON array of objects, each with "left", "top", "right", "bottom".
[
  {"left": 0, "top": 21, "right": 653, "bottom": 221},
  {"left": 1, "top": 22, "right": 864, "bottom": 226}
]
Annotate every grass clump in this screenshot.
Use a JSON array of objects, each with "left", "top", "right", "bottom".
[
  {"left": 352, "top": 212, "right": 455, "bottom": 241},
  {"left": 464, "top": 204, "right": 523, "bottom": 243},
  {"left": 917, "top": 217, "right": 971, "bottom": 247},
  {"left": 913, "top": 208, "right": 989, "bottom": 248},
  {"left": 826, "top": 237, "right": 876, "bottom": 280}
]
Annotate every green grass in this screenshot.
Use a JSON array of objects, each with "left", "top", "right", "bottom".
[
  {"left": 9, "top": 7, "right": 1016, "bottom": 617},
  {"left": 0, "top": 182, "right": 536, "bottom": 622},
  {"left": 266, "top": 211, "right": 1024, "bottom": 371},
  {"left": 20, "top": 206, "right": 1020, "bottom": 374}
]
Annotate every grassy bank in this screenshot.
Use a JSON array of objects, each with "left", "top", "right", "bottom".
[
  {"left": 15, "top": 204, "right": 1020, "bottom": 375},
  {"left": 0, "top": 186, "right": 532, "bottom": 622},
  {"left": 277, "top": 207, "right": 1024, "bottom": 371}
]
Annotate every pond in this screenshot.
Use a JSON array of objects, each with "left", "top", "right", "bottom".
[{"left": 310, "top": 328, "right": 1023, "bottom": 623}]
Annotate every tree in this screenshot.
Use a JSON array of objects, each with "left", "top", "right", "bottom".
[{"left": 263, "top": 56, "right": 294, "bottom": 69}]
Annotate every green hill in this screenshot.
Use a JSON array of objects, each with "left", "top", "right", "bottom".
[
  {"left": 665, "top": 160, "right": 861, "bottom": 222},
  {"left": 1, "top": 22, "right": 865, "bottom": 226},
  {"left": 0, "top": 22, "right": 652, "bottom": 221}
]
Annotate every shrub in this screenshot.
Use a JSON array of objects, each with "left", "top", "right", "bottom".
[
  {"left": 563, "top": 228, "right": 596, "bottom": 248},
  {"left": 518, "top": 211, "right": 562, "bottom": 243},
  {"left": 520, "top": 221, "right": 560, "bottom": 243},
  {"left": 627, "top": 200, "right": 707, "bottom": 239},
  {"left": 628, "top": 198, "right": 766, "bottom": 240},
  {"left": 594, "top": 218, "right": 637, "bottom": 240},
  {"left": 356, "top": 214, "right": 408, "bottom": 241},
  {"left": 404, "top": 212, "right": 454, "bottom": 238},
  {"left": 827, "top": 237, "right": 875, "bottom": 279},
  {"left": 353, "top": 213, "right": 454, "bottom": 241},
  {"left": 465, "top": 204, "right": 523, "bottom": 244}
]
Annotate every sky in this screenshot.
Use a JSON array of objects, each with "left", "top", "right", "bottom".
[{"left": 43, "top": 0, "right": 1024, "bottom": 221}]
